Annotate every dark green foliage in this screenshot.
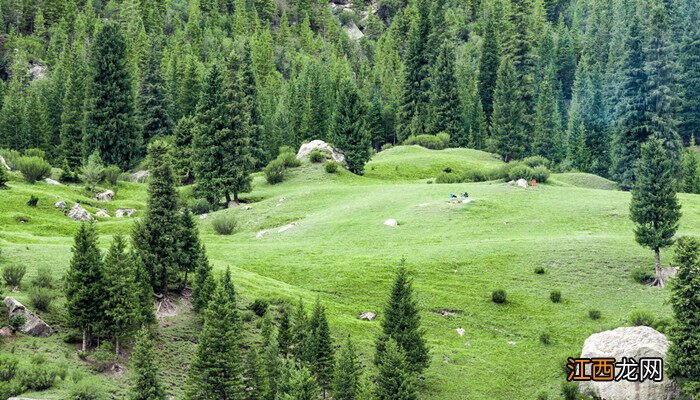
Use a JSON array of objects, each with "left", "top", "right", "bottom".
[
  {"left": 132, "top": 141, "right": 182, "bottom": 293},
  {"left": 507, "top": 165, "right": 533, "bottom": 181},
  {"left": 15, "top": 156, "right": 51, "bottom": 183},
  {"left": 667, "top": 237, "right": 700, "bottom": 393},
  {"left": 176, "top": 208, "right": 205, "bottom": 288},
  {"left": 211, "top": 214, "right": 237, "bottom": 235},
  {"left": 588, "top": 309, "right": 601, "bottom": 320},
  {"left": 250, "top": 299, "right": 269, "bottom": 317},
  {"left": 629, "top": 310, "right": 656, "bottom": 327},
  {"left": 0, "top": 355, "right": 18, "bottom": 381},
  {"left": 19, "top": 363, "right": 57, "bottom": 391},
  {"left": 491, "top": 289, "right": 506, "bottom": 304},
  {"left": 534, "top": 266, "right": 545, "bottom": 275},
  {"left": 244, "top": 348, "right": 269, "bottom": 400},
  {"left": 173, "top": 117, "right": 197, "bottom": 184},
  {"left": 491, "top": 58, "right": 527, "bottom": 162},
  {"left": 129, "top": 328, "right": 166, "bottom": 400},
  {"left": 678, "top": 31, "right": 700, "bottom": 146},
  {"left": 65, "top": 223, "right": 105, "bottom": 351},
  {"left": 134, "top": 256, "right": 156, "bottom": 327},
  {"left": 304, "top": 299, "right": 335, "bottom": 393},
  {"left": 478, "top": 15, "right": 500, "bottom": 120},
  {"left": 29, "top": 289, "right": 54, "bottom": 312},
  {"left": 549, "top": 290, "right": 561, "bottom": 303},
  {"left": 561, "top": 381, "right": 578, "bottom": 400},
  {"left": 324, "top": 162, "right": 339, "bottom": 174},
  {"left": 184, "top": 281, "right": 245, "bottom": 400},
  {"left": 377, "top": 265, "right": 429, "bottom": 375},
  {"left": 630, "top": 139, "right": 681, "bottom": 286},
  {"left": 308, "top": 150, "right": 324, "bottom": 163},
  {"left": 84, "top": 22, "right": 141, "bottom": 170},
  {"left": 374, "top": 339, "right": 418, "bottom": 400},
  {"left": 333, "top": 338, "right": 361, "bottom": 400},
  {"left": 278, "top": 364, "right": 320, "bottom": 400},
  {"left": 189, "top": 198, "right": 212, "bottom": 215},
  {"left": 68, "top": 377, "right": 107, "bottom": 400},
  {"left": 80, "top": 152, "right": 105, "bottom": 192},
  {"left": 9, "top": 315, "right": 26, "bottom": 332},
  {"left": 60, "top": 49, "right": 88, "bottom": 170},
  {"left": 332, "top": 77, "right": 370, "bottom": 175},
  {"left": 102, "top": 235, "right": 139, "bottom": 352},
  {"left": 680, "top": 146, "right": 700, "bottom": 194},
  {"left": 192, "top": 247, "right": 216, "bottom": 314},
  {"left": 429, "top": 41, "right": 461, "bottom": 141},
  {"left": 264, "top": 159, "right": 286, "bottom": 184},
  {"left": 102, "top": 165, "right": 121, "bottom": 186},
  {"left": 0, "top": 167, "right": 8, "bottom": 188},
  {"left": 139, "top": 40, "right": 172, "bottom": 143},
  {"left": 531, "top": 166, "right": 549, "bottom": 183},
  {"left": 3, "top": 264, "right": 26, "bottom": 287},
  {"left": 539, "top": 332, "right": 551, "bottom": 345},
  {"left": 27, "top": 195, "right": 39, "bottom": 207},
  {"left": 278, "top": 305, "right": 293, "bottom": 357},
  {"left": 631, "top": 267, "right": 654, "bottom": 284},
  {"left": 403, "top": 134, "right": 447, "bottom": 150}
]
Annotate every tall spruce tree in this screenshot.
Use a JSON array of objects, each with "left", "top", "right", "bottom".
[
  {"left": 429, "top": 40, "right": 462, "bottom": 142},
  {"left": 332, "top": 77, "right": 370, "bottom": 175},
  {"left": 533, "top": 70, "right": 563, "bottom": 163},
  {"left": 376, "top": 263, "right": 429, "bottom": 375},
  {"left": 374, "top": 339, "right": 418, "bottom": 400},
  {"left": 129, "top": 328, "right": 166, "bottom": 400},
  {"left": 102, "top": 235, "right": 139, "bottom": 354},
  {"left": 678, "top": 29, "right": 700, "bottom": 146},
  {"left": 177, "top": 208, "right": 205, "bottom": 288},
  {"left": 478, "top": 14, "right": 500, "bottom": 121},
  {"left": 60, "top": 47, "right": 87, "bottom": 170},
  {"left": 84, "top": 22, "right": 141, "bottom": 169},
  {"left": 490, "top": 57, "right": 527, "bottom": 162},
  {"left": 667, "top": 237, "right": 700, "bottom": 394},
  {"left": 139, "top": 39, "right": 172, "bottom": 143},
  {"left": 332, "top": 338, "right": 361, "bottom": 400},
  {"left": 629, "top": 139, "right": 682, "bottom": 287},
  {"left": 304, "top": 299, "right": 334, "bottom": 397},
  {"left": 191, "top": 246, "right": 216, "bottom": 313},
  {"left": 132, "top": 140, "right": 182, "bottom": 293},
  {"left": 239, "top": 40, "right": 268, "bottom": 168},
  {"left": 65, "top": 222, "right": 105, "bottom": 351}
]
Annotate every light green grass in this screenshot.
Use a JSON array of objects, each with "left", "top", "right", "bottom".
[
  {"left": 1, "top": 152, "right": 699, "bottom": 399},
  {"left": 550, "top": 172, "right": 619, "bottom": 191},
  {"left": 364, "top": 145, "right": 504, "bottom": 181}
]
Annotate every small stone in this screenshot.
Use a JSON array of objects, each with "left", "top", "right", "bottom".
[
  {"left": 456, "top": 328, "right": 465, "bottom": 337},
  {"left": 384, "top": 219, "right": 398, "bottom": 227},
  {"left": 55, "top": 201, "right": 66, "bottom": 210},
  {"left": 95, "top": 190, "right": 115, "bottom": 202},
  {"left": 278, "top": 222, "right": 298, "bottom": 233},
  {"left": 95, "top": 209, "right": 110, "bottom": 218},
  {"left": 115, "top": 208, "right": 136, "bottom": 218},
  {"left": 359, "top": 312, "right": 376, "bottom": 321},
  {"left": 45, "top": 178, "right": 61, "bottom": 185},
  {"left": 68, "top": 204, "right": 93, "bottom": 222},
  {"left": 132, "top": 170, "right": 149, "bottom": 183},
  {"left": 3, "top": 297, "right": 54, "bottom": 337},
  {"left": 199, "top": 213, "right": 208, "bottom": 219},
  {"left": 242, "top": 205, "right": 252, "bottom": 210},
  {"left": 0, "top": 326, "right": 12, "bottom": 338}
]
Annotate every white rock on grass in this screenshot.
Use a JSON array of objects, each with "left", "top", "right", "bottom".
[
  {"left": 55, "top": 201, "right": 66, "bottom": 210},
  {"left": 115, "top": 208, "right": 136, "bottom": 218},
  {"left": 45, "top": 178, "right": 61, "bottom": 185},
  {"left": 95, "top": 210, "right": 110, "bottom": 218},
  {"left": 0, "top": 155, "right": 10, "bottom": 170},
  {"left": 359, "top": 312, "right": 376, "bottom": 321},
  {"left": 278, "top": 222, "right": 298, "bottom": 233},
  {"left": 131, "top": 170, "right": 149, "bottom": 183},
  {"left": 296, "top": 140, "right": 347, "bottom": 166},
  {"left": 456, "top": 328, "right": 465, "bottom": 337},
  {"left": 95, "top": 190, "right": 115, "bottom": 202},
  {"left": 578, "top": 326, "right": 679, "bottom": 400},
  {"left": 4, "top": 297, "right": 54, "bottom": 337},
  {"left": 68, "top": 204, "right": 93, "bottom": 222},
  {"left": 384, "top": 219, "right": 398, "bottom": 227},
  {"left": 516, "top": 178, "right": 528, "bottom": 188}
]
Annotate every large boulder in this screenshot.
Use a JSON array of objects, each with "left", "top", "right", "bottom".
[
  {"left": 578, "top": 326, "right": 679, "bottom": 400},
  {"left": 45, "top": 178, "right": 61, "bottom": 185},
  {"left": 68, "top": 204, "right": 94, "bottom": 222},
  {"left": 28, "top": 61, "right": 47, "bottom": 81},
  {"left": 296, "top": 140, "right": 347, "bottom": 166},
  {"left": 95, "top": 190, "right": 115, "bottom": 202},
  {"left": 3, "top": 297, "right": 54, "bottom": 337},
  {"left": 0, "top": 155, "right": 11, "bottom": 170},
  {"left": 131, "top": 170, "right": 149, "bottom": 183},
  {"left": 344, "top": 21, "right": 364, "bottom": 40}
]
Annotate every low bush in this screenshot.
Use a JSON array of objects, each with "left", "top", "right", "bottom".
[
  {"left": 629, "top": 310, "right": 656, "bottom": 327},
  {"left": 631, "top": 267, "right": 654, "bottom": 284},
  {"left": 561, "top": 381, "right": 579, "bottom": 400},
  {"left": 507, "top": 164, "right": 534, "bottom": 181},
  {"left": 24, "top": 148, "right": 46, "bottom": 159},
  {"left": 26, "top": 195, "right": 39, "bottom": 207},
  {"left": 0, "top": 379, "right": 23, "bottom": 399},
  {"left": 443, "top": 166, "right": 453, "bottom": 173},
  {"left": 212, "top": 214, "right": 237, "bottom": 235},
  {"left": 3, "top": 264, "right": 26, "bottom": 287},
  {"left": 380, "top": 143, "right": 393, "bottom": 152},
  {"left": 264, "top": 159, "right": 286, "bottom": 185},
  {"left": 536, "top": 393, "right": 549, "bottom": 400},
  {"left": 189, "top": 198, "right": 212, "bottom": 215},
  {"left": 531, "top": 165, "right": 550, "bottom": 183},
  {"left": 15, "top": 156, "right": 51, "bottom": 183},
  {"left": 539, "top": 332, "right": 551, "bottom": 345},
  {"left": 534, "top": 266, "right": 546, "bottom": 275},
  {"left": 463, "top": 169, "right": 497, "bottom": 183},
  {"left": 308, "top": 150, "right": 325, "bottom": 163},
  {"left": 29, "top": 289, "right": 54, "bottom": 312},
  {"left": 69, "top": 377, "right": 107, "bottom": 400},
  {"left": 102, "top": 165, "right": 121, "bottom": 186},
  {"left": 9, "top": 315, "right": 26, "bottom": 332},
  {"left": 0, "top": 148, "right": 21, "bottom": 169},
  {"left": 278, "top": 149, "right": 301, "bottom": 168},
  {"left": 435, "top": 171, "right": 462, "bottom": 184},
  {"left": 491, "top": 289, "right": 507, "bottom": 304},
  {"left": 250, "top": 299, "right": 269, "bottom": 317},
  {"left": 588, "top": 309, "right": 601, "bottom": 320},
  {"left": 59, "top": 161, "right": 80, "bottom": 183},
  {"left": 80, "top": 152, "right": 104, "bottom": 191},
  {"left": 19, "top": 364, "right": 57, "bottom": 391},
  {"left": 550, "top": 290, "right": 562, "bottom": 303},
  {"left": 436, "top": 132, "right": 451, "bottom": 147},
  {"left": 324, "top": 161, "right": 339, "bottom": 174},
  {"left": 403, "top": 134, "right": 447, "bottom": 150},
  {"left": 521, "top": 155, "right": 551, "bottom": 169},
  {"left": 91, "top": 343, "right": 117, "bottom": 373},
  {"left": 0, "top": 167, "right": 8, "bottom": 188},
  {"left": 0, "top": 355, "right": 18, "bottom": 382}
]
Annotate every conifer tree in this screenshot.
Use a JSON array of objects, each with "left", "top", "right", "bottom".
[
  {"left": 667, "top": 237, "right": 700, "bottom": 393},
  {"left": 245, "top": 348, "right": 269, "bottom": 400},
  {"left": 680, "top": 145, "right": 700, "bottom": 194},
  {"left": 173, "top": 116, "right": 197, "bottom": 183},
  {"left": 291, "top": 299, "right": 309, "bottom": 362},
  {"left": 129, "top": 328, "right": 166, "bottom": 400},
  {"left": 630, "top": 139, "right": 681, "bottom": 287},
  {"left": 184, "top": 282, "right": 245, "bottom": 399},
  {"left": 134, "top": 255, "right": 156, "bottom": 326},
  {"left": 102, "top": 235, "right": 139, "bottom": 354},
  {"left": 139, "top": 39, "right": 172, "bottom": 143},
  {"left": 374, "top": 339, "right": 418, "bottom": 400},
  {"left": 278, "top": 305, "right": 292, "bottom": 358},
  {"left": 429, "top": 40, "right": 461, "bottom": 142},
  {"left": 177, "top": 208, "right": 204, "bottom": 287},
  {"left": 678, "top": 29, "right": 700, "bottom": 146},
  {"left": 490, "top": 58, "right": 527, "bottom": 162},
  {"left": 533, "top": 71, "right": 563, "bottom": 163},
  {"left": 60, "top": 47, "right": 87, "bottom": 170},
  {"left": 333, "top": 338, "right": 361, "bottom": 400},
  {"left": 84, "top": 22, "right": 141, "bottom": 169},
  {"left": 132, "top": 140, "right": 182, "bottom": 293},
  {"left": 376, "top": 263, "right": 429, "bottom": 375},
  {"left": 0, "top": 166, "right": 8, "bottom": 188},
  {"left": 555, "top": 17, "right": 576, "bottom": 101},
  {"left": 478, "top": 14, "right": 500, "bottom": 120},
  {"left": 304, "top": 300, "right": 334, "bottom": 397},
  {"left": 279, "top": 365, "right": 320, "bottom": 400},
  {"left": 239, "top": 40, "right": 268, "bottom": 168},
  {"left": 332, "top": 77, "right": 370, "bottom": 174},
  {"left": 65, "top": 222, "right": 104, "bottom": 352}
]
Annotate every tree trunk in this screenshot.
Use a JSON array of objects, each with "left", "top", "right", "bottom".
[
  {"left": 652, "top": 248, "right": 664, "bottom": 288},
  {"left": 115, "top": 337, "right": 119, "bottom": 355},
  {"left": 225, "top": 192, "right": 233, "bottom": 208},
  {"left": 82, "top": 329, "right": 87, "bottom": 352},
  {"left": 233, "top": 191, "right": 239, "bottom": 205}
]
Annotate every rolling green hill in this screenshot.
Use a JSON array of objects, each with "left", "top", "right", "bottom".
[{"left": 1, "top": 148, "right": 698, "bottom": 399}]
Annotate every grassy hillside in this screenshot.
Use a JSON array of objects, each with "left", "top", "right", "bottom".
[
  {"left": 550, "top": 172, "right": 619, "bottom": 191},
  {"left": 1, "top": 150, "right": 699, "bottom": 399}
]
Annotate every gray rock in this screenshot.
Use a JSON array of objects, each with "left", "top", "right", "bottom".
[
  {"left": 95, "top": 209, "right": 110, "bottom": 218},
  {"left": 28, "top": 62, "right": 47, "bottom": 81},
  {"left": 516, "top": 178, "right": 528, "bottom": 188},
  {"left": 45, "top": 178, "right": 61, "bottom": 185},
  {"left": 131, "top": 170, "right": 149, "bottom": 183},
  {"left": 384, "top": 219, "right": 398, "bottom": 227},
  {"left": 3, "top": 297, "right": 54, "bottom": 337},
  {"left": 359, "top": 312, "right": 376, "bottom": 321},
  {"left": 68, "top": 204, "right": 93, "bottom": 222},
  {"left": 344, "top": 21, "right": 364, "bottom": 40},
  {"left": 95, "top": 190, "right": 115, "bottom": 202},
  {"left": 0, "top": 155, "right": 10, "bottom": 170},
  {"left": 296, "top": 140, "right": 347, "bottom": 166},
  {"left": 242, "top": 205, "right": 252, "bottom": 210},
  {"left": 579, "top": 326, "right": 679, "bottom": 400},
  {"left": 55, "top": 201, "right": 66, "bottom": 210},
  {"left": 115, "top": 208, "right": 136, "bottom": 218}
]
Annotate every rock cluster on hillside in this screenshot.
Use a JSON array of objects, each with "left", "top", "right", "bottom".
[
  {"left": 3, "top": 297, "right": 54, "bottom": 337},
  {"left": 68, "top": 204, "right": 94, "bottom": 222}
]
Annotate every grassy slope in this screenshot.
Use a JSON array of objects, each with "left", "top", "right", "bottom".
[{"left": 2, "top": 146, "right": 699, "bottom": 399}]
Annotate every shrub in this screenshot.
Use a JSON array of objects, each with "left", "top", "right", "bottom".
[
  {"left": 534, "top": 266, "right": 546, "bottom": 275},
  {"left": 491, "top": 289, "right": 507, "bottom": 304},
  {"left": 189, "top": 198, "right": 212, "bottom": 215},
  {"left": 9, "top": 315, "right": 25, "bottom": 332},
  {"left": 277, "top": 148, "right": 301, "bottom": 168},
  {"left": 0, "top": 148, "right": 21, "bottom": 169},
  {"left": 212, "top": 214, "right": 237, "bottom": 235},
  {"left": 69, "top": 377, "right": 107, "bottom": 400},
  {"left": 80, "top": 152, "right": 104, "bottom": 191},
  {"left": 629, "top": 310, "right": 656, "bottom": 327},
  {"left": 102, "top": 165, "right": 121, "bottom": 186},
  {"left": 550, "top": 290, "right": 562, "bottom": 303},
  {"left": 507, "top": 164, "right": 534, "bottom": 181},
  {"left": 435, "top": 171, "right": 463, "bottom": 184},
  {"left": 463, "top": 169, "right": 495, "bottom": 182},
  {"left": 324, "top": 161, "right": 339, "bottom": 174},
  {"left": 15, "top": 156, "right": 51, "bottom": 183},
  {"left": 3, "top": 264, "right": 26, "bottom": 287},
  {"left": 0, "top": 355, "right": 18, "bottom": 381},
  {"left": 26, "top": 195, "right": 39, "bottom": 207},
  {"left": 443, "top": 166, "right": 453, "bottom": 173},
  {"left": 0, "top": 379, "right": 23, "bottom": 399},
  {"left": 250, "top": 299, "right": 269, "bottom": 317},
  {"left": 589, "top": 309, "right": 601, "bottom": 320},
  {"left": 380, "top": 143, "right": 393, "bottom": 152},
  {"left": 436, "top": 132, "right": 451, "bottom": 147},
  {"left": 521, "top": 155, "right": 551, "bottom": 169},
  {"left": 309, "top": 150, "right": 325, "bottom": 163},
  {"left": 91, "top": 343, "right": 117, "bottom": 373},
  {"left": 31, "top": 266, "right": 53, "bottom": 289},
  {"left": 24, "top": 148, "right": 46, "bottom": 159},
  {"left": 59, "top": 161, "right": 80, "bottom": 183},
  {"left": 29, "top": 289, "right": 54, "bottom": 312},
  {"left": 19, "top": 364, "right": 57, "bottom": 391},
  {"left": 631, "top": 267, "right": 654, "bottom": 284},
  {"left": 531, "top": 165, "right": 550, "bottom": 183},
  {"left": 539, "top": 332, "right": 551, "bottom": 345},
  {"left": 264, "top": 159, "right": 286, "bottom": 185},
  {"left": 0, "top": 167, "right": 8, "bottom": 188},
  {"left": 403, "top": 134, "right": 446, "bottom": 150},
  {"left": 561, "top": 381, "right": 579, "bottom": 400}
]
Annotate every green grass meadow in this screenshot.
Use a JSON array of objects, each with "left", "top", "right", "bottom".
[{"left": 1, "top": 146, "right": 698, "bottom": 399}]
